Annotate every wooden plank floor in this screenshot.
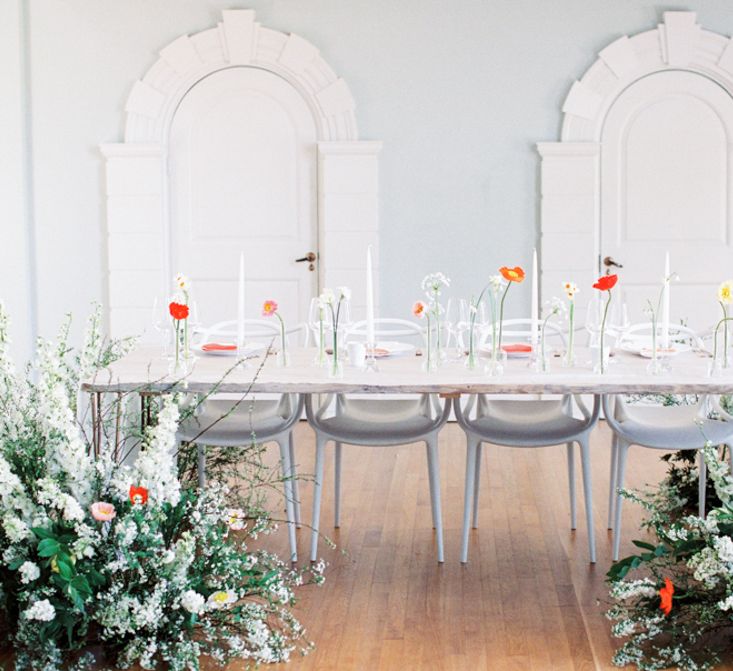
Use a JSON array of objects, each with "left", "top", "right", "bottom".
[{"left": 224, "top": 420, "right": 725, "bottom": 671}]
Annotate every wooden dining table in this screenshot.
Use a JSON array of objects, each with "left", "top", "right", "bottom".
[{"left": 83, "top": 345, "right": 732, "bottom": 396}]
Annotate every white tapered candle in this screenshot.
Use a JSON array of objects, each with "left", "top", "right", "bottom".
[
  {"left": 530, "top": 248, "right": 538, "bottom": 346},
  {"left": 366, "top": 245, "right": 375, "bottom": 345},
  {"left": 661, "top": 251, "right": 670, "bottom": 349},
  {"left": 237, "top": 252, "right": 245, "bottom": 348}
]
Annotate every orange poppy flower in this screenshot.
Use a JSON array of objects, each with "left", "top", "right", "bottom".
[
  {"left": 412, "top": 301, "right": 427, "bottom": 318},
  {"left": 592, "top": 274, "right": 618, "bottom": 292},
  {"left": 129, "top": 485, "right": 148, "bottom": 506},
  {"left": 499, "top": 266, "right": 525, "bottom": 283},
  {"left": 659, "top": 577, "right": 674, "bottom": 616}
]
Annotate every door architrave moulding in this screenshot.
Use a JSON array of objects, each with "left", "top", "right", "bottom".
[
  {"left": 101, "top": 9, "right": 381, "bottom": 337},
  {"left": 537, "top": 11, "right": 733, "bottom": 317}
]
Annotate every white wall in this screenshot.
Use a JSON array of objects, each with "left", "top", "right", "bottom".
[{"left": 2, "top": 0, "right": 732, "bottom": 361}]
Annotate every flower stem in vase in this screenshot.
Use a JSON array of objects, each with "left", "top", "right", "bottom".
[
  {"left": 317, "top": 315, "right": 326, "bottom": 365},
  {"left": 465, "top": 314, "right": 478, "bottom": 370},
  {"left": 565, "top": 301, "right": 575, "bottom": 367},
  {"left": 276, "top": 314, "right": 289, "bottom": 367}
]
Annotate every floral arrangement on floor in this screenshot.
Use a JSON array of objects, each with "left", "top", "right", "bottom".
[
  {"left": 606, "top": 440, "right": 733, "bottom": 670},
  {"left": 0, "top": 303, "right": 323, "bottom": 671}
]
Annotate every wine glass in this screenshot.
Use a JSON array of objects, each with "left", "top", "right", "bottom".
[
  {"left": 151, "top": 296, "right": 172, "bottom": 355},
  {"left": 443, "top": 298, "right": 462, "bottom": 360}
]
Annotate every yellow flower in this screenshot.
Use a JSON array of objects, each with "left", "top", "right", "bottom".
[
  {"left": 719, "top": 281, "right": 733, "bottom": 305},
  {"left": 207, "top": 590, "right": 237, "bottom": 610}
]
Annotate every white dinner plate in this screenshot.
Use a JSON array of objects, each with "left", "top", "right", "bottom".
[
  {"left": 195, "top": 342, "right": 266, "bottom": 357},
  {"left": 478, "top": 344, "right": 534, "bottom": 359},
  {"left": 620, "top": 341, "right": 691, "bottom": 357}
]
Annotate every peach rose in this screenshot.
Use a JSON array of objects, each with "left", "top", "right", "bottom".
[{"left": 90, "top": 502, "right": 116, "bottom": 522}]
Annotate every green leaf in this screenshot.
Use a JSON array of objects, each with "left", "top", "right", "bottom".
[
  {"left": 31, "top": 527, "right": 55, "bottom": 540},
  {"left": 37, "top": 538, "right": 61, "bottom": 557},
  {"left": 632, "top": 540, "right": 656, "bottom": 551},
  {"left": 56, "top": 560, "right": 73, "bottom": 581}
]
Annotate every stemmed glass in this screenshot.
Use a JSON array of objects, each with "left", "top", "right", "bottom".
[
  {"left": 151, "top": 296, "right": 173, "bottom": 356},
  {"left": 461, "top": 298, "right": 487, "bottom": 368},
  {"left": 442, "top": 298, "right": 463, "bottom": 361},
  {"left": 308, "top": 297, "right": 327, "bottom": 365}
]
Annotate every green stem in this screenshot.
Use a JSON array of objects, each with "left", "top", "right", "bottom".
[
  {"left": 183, "top": 289, "right": 189, "bottom": 359},
  {"left": 498, "top": 282, "right": 511, "bottom": 353},
  {"left": 541, "top": 315, "right": 550, "bottom": 372},
  {"left": 721, "top": 302, "right": 729, "bottom": 368},
  {"left": 566, "top": 301, "right": 575, "bottom": 366},
  {"left": 599, "top": 290, "right": 613, "bottom": 374},
  {"left": 276, "top": 313, "right": 286, "bottom": 357},
  {"left": 713, "top": 316, "right": 733, "bottom": 368}
]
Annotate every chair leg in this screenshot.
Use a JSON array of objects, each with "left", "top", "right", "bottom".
[
  {"left": 334, "top": 442, "right": 342, "bottom": 528},
  {"left": 566, "top": 442, "right": 576, "bottom": 530},
  {"left": 310, "top": 435, "right": 327, "bottom": 562},
  {"left": 461, "top": 437, "right": 478, "bottom": 563},
  {"left": 425, "top": 436, "right": 444, "bottom": 563},
  {"left": 288, "top": 433, "right": 301, "bottom": 528},
  {"left": 612, "top": 440, "right": 630, "bottom": 562},
  {"left": 607, "top": 435, "right": 618, "bottom": 530},
  {"left": 698, "top": 450, "right": 707, "bottom": 519},
  {"left": 472, "top": 442, "right": 482, "bottom": 529},
  {"left": 579, "top": 438, "right": 596, "bottom": 564},
  {"left": 278, "top": 441, "right": 298, "bottom": 563},
  {"left": 425, "top": 442, "right": 438, "bottom": 529},
  {"left": 197, "top": 444, "right": 206, "bottom": 489}
]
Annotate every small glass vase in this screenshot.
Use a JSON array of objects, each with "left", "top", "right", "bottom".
[
  {"left": 484, "top": 347, "right": 507, "bottom": 377},
  {"left": 591, "top": 343, "right": 610, "bottom": 374},
  {"left": 423, "top": 321, "right": 438, "bottom": 373},
  {"left": 564, "top": 303, "right": 576, "bottom": 368},
  {"left": 314, "top": 320, "right": 327, "bottom": 367},
  {"left": 276, "top": 350, "right": 290, "bottom": 367},
  {"left": 646, "top": 329, "right": 668, "bottom": 375},
  {"left": 531, "top": 351, "right": 550, "bottom": 374},
  {"left": 464, "top": 321, "right": 480, "bottom": 371},
  {"left": 328, "top": 331, "right": 343, "bottom": 378}
]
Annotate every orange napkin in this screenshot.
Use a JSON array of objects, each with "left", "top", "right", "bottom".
[{"left": 501, "top": 343, "right": 532, "bottom": 353}]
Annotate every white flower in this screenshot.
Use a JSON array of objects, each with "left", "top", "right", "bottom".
[
  {"left": 337, "top": 286, "right": 351, "bottom": 302},
  {"left": 562, "top": 281, "right": 579, "bottom": 299},
  {"left": 24, "top": 599, "right": 56, "bottom": 622},
  {"left": 227, "top": 509, "right": 247, "bottom": 531},
  {"left": 488, "top": 275, "right": 506, "bottom": 293},
  {"left": 180, "top": 590, "right": 205, "bottom": 614},
  {"left": 714, "top": 535, "right": 733, "bottom": 563},
  {"left": 719, "top": 594, "right": 733, "bottom": 611},
  {"left": 421, "top": 272, "right": 450, "bottom": 295},
  {"left": 18, "top": 561, "right": 40, "bottom": 584},
  {"left": 207, "top": 590, "right": 238, "bottom": 610},
  {"left": 319, "top": 289, "right": 335, "bottom": 305},
  {"left": 174, "top": 273, "right": 191, "bottom": 291}
]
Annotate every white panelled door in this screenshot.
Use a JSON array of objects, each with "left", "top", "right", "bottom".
[
  {"left": 169, "top": 67, "right": 318, "bottom": 326},
  {"left": 601, "top": 71, "right": 733, "bottom": 330}
]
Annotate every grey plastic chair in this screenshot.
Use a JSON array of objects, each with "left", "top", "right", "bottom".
[
  {"left": 454, "top": 393, "right": 600, "bottom": 564},
  {"left": 178, "top": 319, "right": 309, "bottom": 562},
  {"left": 603, "top": 394, "right": 733, "bottom": 560},
  {"left": 305, "top": 318, "right": 450, "bottom": 562}
]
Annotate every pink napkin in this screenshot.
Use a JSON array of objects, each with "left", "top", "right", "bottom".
[{"left": 201, "top": 342, "right": 237, "bottom": 352}]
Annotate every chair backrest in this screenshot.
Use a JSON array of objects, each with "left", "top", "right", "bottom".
[
  {"left": 195, "top": 319, "right": 310, "bottom": 346},
  {"left": 478, "top": 318, "right": 566, "bottom": 347},
  {"left": 345, "top": 318, "right": 425, "bottom": 343},
  {"left": 617, "top": 322, "right": 704, "bottom": 349}
]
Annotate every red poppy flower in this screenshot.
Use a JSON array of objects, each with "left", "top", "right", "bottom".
[
  {"left": 659, "top": 577, "right": 674, "bottom": 616},
  {"left": 593, "top": 274, "right": 618, "bottom": 292},
  {"left": 499, "top": 266, "right": 526, "bottom": 283},
  {"left": 129, "top": 485, "right": 148, "bottom": 506},
  {"left": 169, "top": 302, "right": 189, "bottom": 320}
]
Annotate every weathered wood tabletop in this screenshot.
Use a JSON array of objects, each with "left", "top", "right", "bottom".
[{"left": 82, "top": 346, "right": 733, "bottom": 395}]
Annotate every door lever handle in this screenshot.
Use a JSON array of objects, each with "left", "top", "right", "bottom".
[
  {"left": 603, "top": 256, "right": 623, "bottom": 269},
  {"left": 295, "top": 252, "right": 317, "bottom": 263}
]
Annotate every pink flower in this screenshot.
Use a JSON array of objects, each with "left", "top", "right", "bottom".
[
  {"left": 412, "top": 301, "right": 427, "bottom": 318},
  {"left": 262, "top": 300, "right": 278, "bottom": 317},
  {"left": 90, "top": 502, "right": 116, "bottom": 522}
]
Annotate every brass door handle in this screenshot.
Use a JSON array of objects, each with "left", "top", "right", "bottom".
[
  {"left": 295, "top": 252, "right": 317, "bottom": 263},
  {"left": 603, "top": 256, "right": 623, "bottom": 269}
]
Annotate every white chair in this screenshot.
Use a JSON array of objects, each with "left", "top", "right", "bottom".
[
  {"left": 305, "top": 318, "right": 451, "bottom": 562},
  {"left": 453, "top": 318, "right": 600, "bottom": 564},
  {"left": 603, "top": 322, "right": 728, "bottom": 559},
  {"left": 178, "top": 319, "right": 308, "bottom": 562}
]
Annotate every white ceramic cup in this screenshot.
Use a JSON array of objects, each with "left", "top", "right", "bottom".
[{"left": 347, "top": 341, "right": 367, "bottom": 368}]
